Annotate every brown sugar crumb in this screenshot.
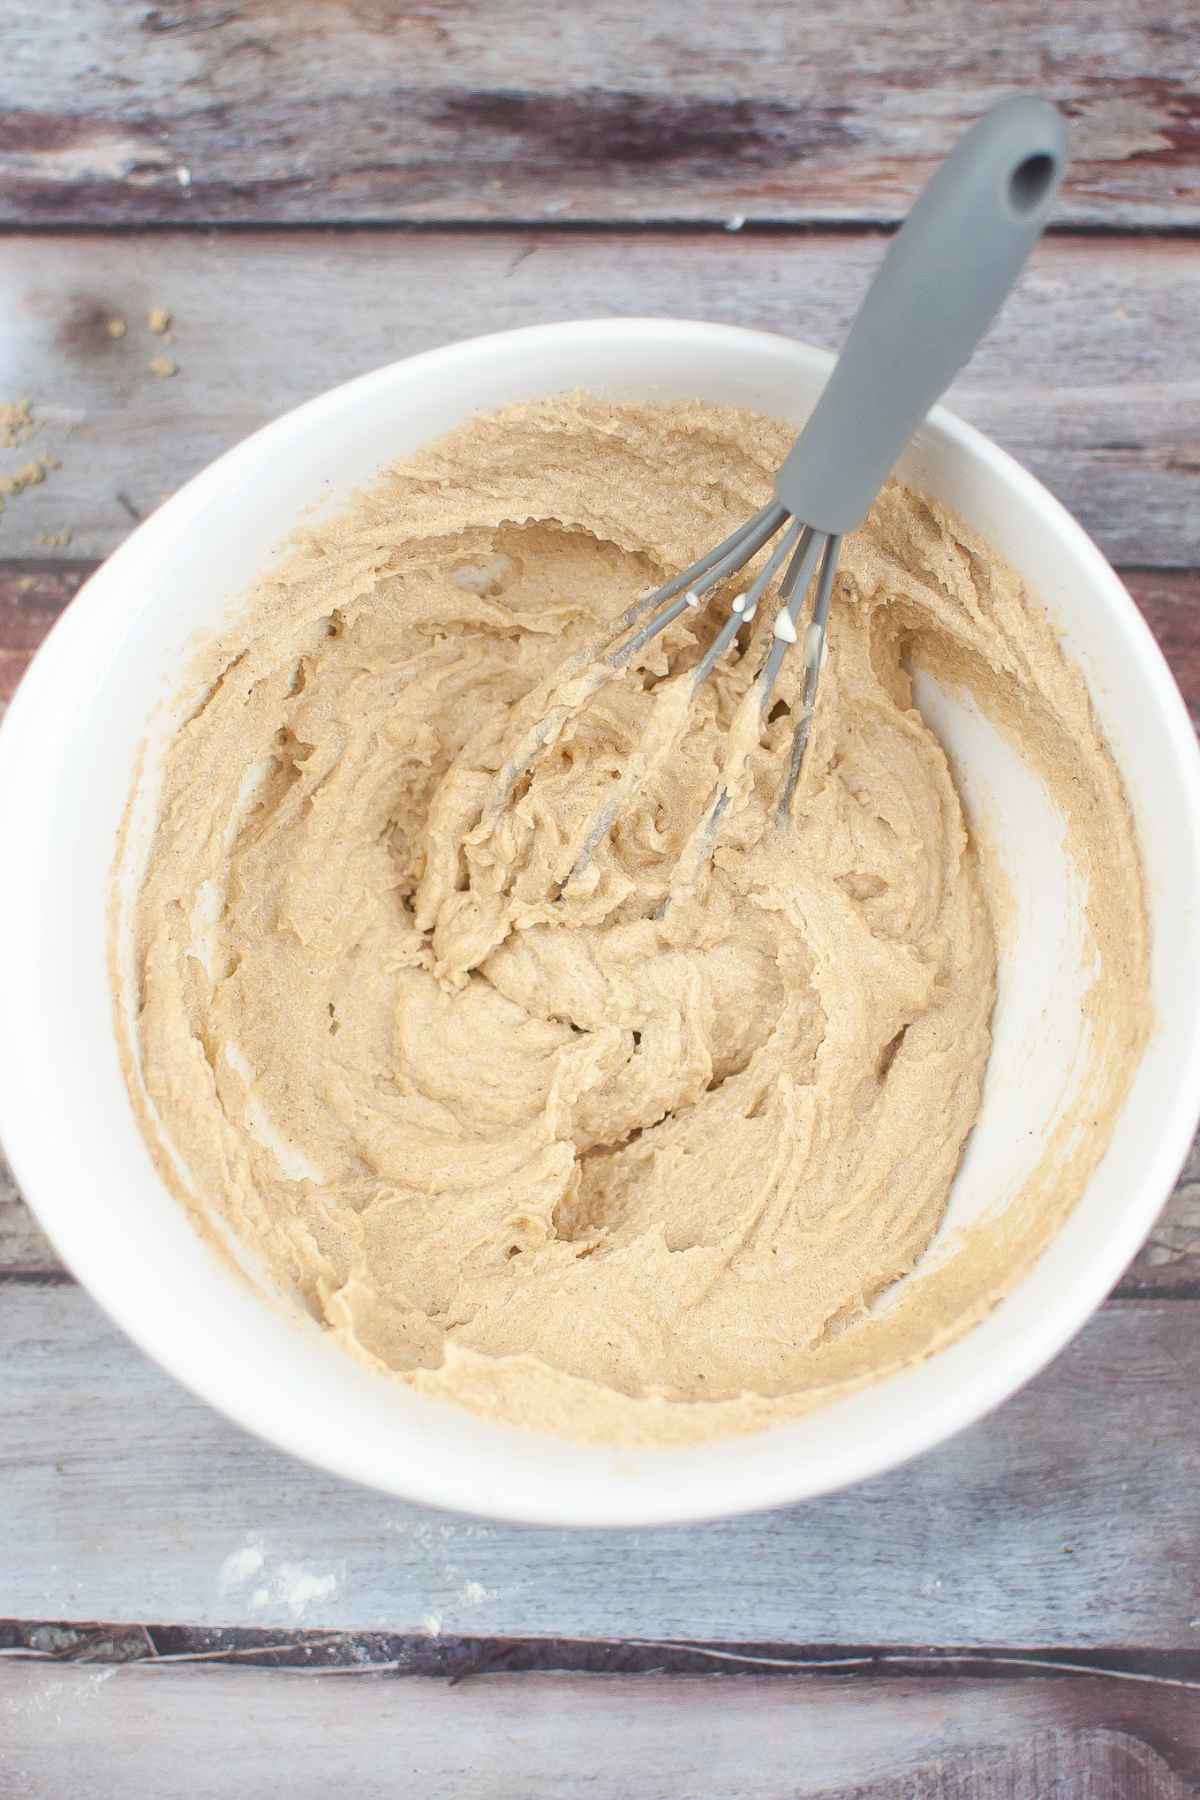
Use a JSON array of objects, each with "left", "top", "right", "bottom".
[
  {"left": 106, "top": 317, "right": 128, "bottom": 340},
  {"left": 0, "top": 454, "right": 57, "bottom": 498},
  {"left": 0, "top": 398, "right": 35, "bottom": 448},
  {"left": 149, "top": 356, "right": 178, "bottom": 379},
  {"left": 148, "top": 307, "right": 172, "bottom": 335}
]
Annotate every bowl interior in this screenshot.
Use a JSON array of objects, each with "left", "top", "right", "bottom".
[{"left": 3, "top": 319, "right": 1198, "bottom": 1525}]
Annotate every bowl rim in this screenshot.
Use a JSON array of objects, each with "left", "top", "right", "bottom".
[{"left": 2, "top": 315, "right": 1199, "bottom": 1527}]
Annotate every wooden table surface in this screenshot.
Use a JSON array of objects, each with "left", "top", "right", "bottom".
[{"left": 3, "top": 5, "right": 1200, "bottom": 1794}]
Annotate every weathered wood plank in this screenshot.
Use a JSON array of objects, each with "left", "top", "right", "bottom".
[
  {"left": 4, "top": 1284, "right": 1200, "bottom": 1645},
  {"left": 1126, "top": 1118, "right": 1200, "bottom": 1294},
  {"left": 3, "top": 1, "right": 1198, "bottom": 227},
  {"left": 0, "top": 564, "right": 85, "bottom": 704},
  {"left": 1, "top": 1664, "right": 1197, "bottom": 1799},
  {"left": 1129, "top": 571, "right": 1200, "bottom": 734},
  {"left": 1, "top": 231, "right": 1197, "bottom": 564},
  {"left": 0, "top": 1150, "right": 59, "bottom": 1276}
]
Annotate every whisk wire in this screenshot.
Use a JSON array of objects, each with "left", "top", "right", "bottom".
[
  {"left": 692, "top": 518, "right": 805, "bottom": 687},
  {"left": 779, "top": 534, "right": 841, "bottom": 819},
  {"left": 752, "top": 527, "right": 827, "bottom": 711},
  {"left": 618, "top": 501, "right": 786, "bottom": 630},
  {"left": 611, "top": 501, "right": 789, "bottom": 670}
]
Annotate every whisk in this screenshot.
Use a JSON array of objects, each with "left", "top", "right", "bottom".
[{"left": 488, "top": 97, "right": 1068, "bottom": 892}]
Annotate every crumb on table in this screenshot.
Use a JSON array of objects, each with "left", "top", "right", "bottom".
[
  {"left": 0, "top": 398, "right": 35, "bottom": 448},
  {"left": 0, "top": 454, "right": 58, "bottom": 500}
]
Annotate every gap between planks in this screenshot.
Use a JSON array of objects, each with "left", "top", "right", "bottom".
[{"left": 11, "top": 1621, "right": 1200, "bottom": 1685}]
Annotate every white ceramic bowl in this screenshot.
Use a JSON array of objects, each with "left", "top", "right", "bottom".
[{"left": 2, "top": 320, "right": 1198, "bottom": 1527}]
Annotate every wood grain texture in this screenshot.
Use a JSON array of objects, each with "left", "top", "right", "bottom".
[
  {"left": 2, "top": 1665, "right": 1199, "bottom": 1799},
  {"left": 0, "top": 1151, "right": 59, "bottom": 1276},
  {"left": 2, "top": 1, "right": 1198, "bottom": 227},
  {"left": 0, "top": 564, "right": 84, "bottom": 703},
  {"left": 5, "top": 1283, "right": 1200, "bottom": 1645},
  {"left": 1129, "top": 570, "right": 1200, "bottom": 732},
  {"left": 1129, "top": 1118, "right": 1200, "bottom": 1292},
  {"left": 2, "top": 231, "right": 1198, "bottom": 562}
]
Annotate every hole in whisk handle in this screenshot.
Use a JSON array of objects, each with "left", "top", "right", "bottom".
[{"left": 1008, "top": 150, "right": 1059, "bottom": 216}]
